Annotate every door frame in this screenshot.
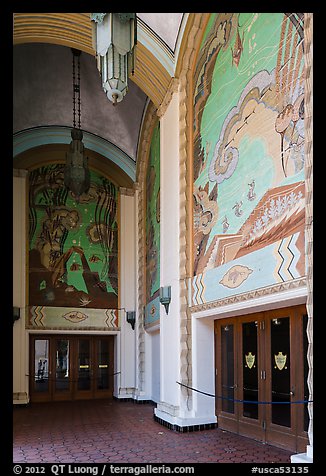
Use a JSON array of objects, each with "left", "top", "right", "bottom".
[
  {"left": 214, "top": 305, "right": 308, "bottom": 452},
  {"left": 29, "top": 333, "right": 115, "bottom": 402}
]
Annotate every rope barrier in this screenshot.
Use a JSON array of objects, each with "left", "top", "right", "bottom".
[{"left": 177, "top": 381, "right": 313, "bottom": 405}]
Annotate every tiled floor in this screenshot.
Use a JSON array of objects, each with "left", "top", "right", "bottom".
[{"left": 13, "top": 399, "right": 293, "bottom": 464}]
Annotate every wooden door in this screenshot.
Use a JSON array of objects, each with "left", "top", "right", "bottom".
[
  {"left": 30, "top": 335, "right": 115, "bottom": 402},
  {"left": 214, "top": 305, "right": 309, "bottom": 452}
]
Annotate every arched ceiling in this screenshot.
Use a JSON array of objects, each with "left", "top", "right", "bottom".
[
  {"left": 13, "top": 12, "right": 187, "bottom": 184},
  {"left": 13, "top": 13, "right": 185, "bottom": 108},
  {"left": 13, "top": 43, "right": 146, "bottom": 165}
]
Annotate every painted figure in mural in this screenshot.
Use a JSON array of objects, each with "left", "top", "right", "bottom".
[
  {"left": 232, "top": 201, "right": 243, "bottom": 217},
  {"left": 192, "top": 13, "right": 305, "bottom": 283},
  {"left": 275, "top": 94, "right": 304, "bottom": 177},
  {"left": 193, "top": 183, "right": 218, "bottom": 275},
  {"left": 222, "top": 216, "right": 229, "bottom": 234},
  {"left": 247, "top": 180, "right": 256, "bottom": 201},
  {"left": 36, "top": 208, "right": 79, "bottom": 273},
  {"left": 29, "top": 165, "right": 118, "bottom": 309}
]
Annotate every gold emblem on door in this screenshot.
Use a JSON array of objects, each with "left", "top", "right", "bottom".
[
  {"left": 245, "top": 352, "right": 255, "bottom": 369},
  {"left": 274, "top": 351, "right": 287, "bottom": 370}
]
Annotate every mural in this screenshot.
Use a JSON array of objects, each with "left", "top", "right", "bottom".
[
  {"left": 192, "top": 13, "right": 305, "bottom": 306},
  {"left": 145, "top": 122, "right": 160, "bottom": 326},
  {"left": 29, "top": 164, "right": 118, "bottom": 311}
]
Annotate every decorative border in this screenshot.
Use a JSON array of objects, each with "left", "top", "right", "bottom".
[
  {"left": 157, "top": 78, "right": 180, "bottom": 118},
  {"left": 177, "top": 13, "right": 211, "bottom": 410},
  {"left": 154, "top": 415, "right": 217, "bottom": 433},
  {"left": 135, "top": 100, "right": 159, "bottom": 393},
  {"left": 27, "top": 306, "right": 121, "bottom": 331},
  {"left": 190, "top": 278, "right": 307, "bottom": 314},
  {"left": 304, "top": 12, "right": 313, "bottom": 450}
]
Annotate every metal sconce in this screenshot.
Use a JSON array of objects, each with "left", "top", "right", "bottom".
[
  {"left": 91, "top": 13, "right": 137, "bottom": 106},
  {"left": 13, "top": 307, "right": 20, "bottom": 325},
  {"left": 126, "top": 311, "right": 136, "bottom": 330},
  {"left": 160, "top": 286, "right": 171, "bottom": 315}
]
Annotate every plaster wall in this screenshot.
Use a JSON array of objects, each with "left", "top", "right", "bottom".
[
  {"left": 118, "top": 192, "right": 137, "bottom": 397},
  {"left": 151, "top": 330, "right": 160, "bottom": 402},
  {"left": 191, "top": 318, "right": 216, "bottom": 421},
  {"left": 158, "top": 91, "right": 180, "bottom": 409}
]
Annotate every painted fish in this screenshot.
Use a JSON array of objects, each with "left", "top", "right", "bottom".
[
  {"left": 89, "top": 254, "right": 103, "bottom": 263},
  {"left": 231, "top": 28, "right": 244, "bottom": 67},
  {"left": 70, "top": 262, "right": 81, "bottom": 271}
]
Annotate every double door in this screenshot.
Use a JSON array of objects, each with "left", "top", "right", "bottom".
[
  {"left": 214, "top": 305, "right": 309, "bottom": 452},
  {"left": 30, "top": 335, "right": 114, "bottom": 402}
]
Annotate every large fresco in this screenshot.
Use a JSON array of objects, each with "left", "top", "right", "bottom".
[
  {"left": 29, "top": 164, "right": 118, "bottom": 312},
  {"left": 192, "top": 13, "right": 305, "bottom": 306},
  {"left": 144, "top": 122, "right": 160, "bottom": 326}
]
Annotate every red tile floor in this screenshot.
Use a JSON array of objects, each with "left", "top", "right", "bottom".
[{"left": 13, "top": 399, "right": 293, "bottom": 464}]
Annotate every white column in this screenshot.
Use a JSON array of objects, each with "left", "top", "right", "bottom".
[
  {"left": 117, "top": 189, "right": 137, "bottom": 398},
  {"left": 13, "top": 170, "right": 29, "bottom": 404},
  {"left": 154, "top": 92, "right": 182, "bottom": 424}
]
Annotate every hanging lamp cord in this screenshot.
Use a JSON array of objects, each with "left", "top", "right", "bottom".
[{"left": 72, "top": 49, "right": 81, "bottom": 129}]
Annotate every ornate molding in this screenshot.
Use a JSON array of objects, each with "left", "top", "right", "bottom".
[
  {"left": 13, "top": 168, "right": 28, "bottom": 178},
  {"left": 304, "top": 12, "right": 313, "bottom": 452},
  {"left": 177, "top": 13, "right": 210, "bottom": 410},
  {"left": 190, "top": 278, "right": 307, "bottom": 314},
  {"left": 90, "top": 13, "right": 106, "bottom": 24},
  {"left": 119, "top": 187, "right": 135, "bottom": 197},
  {"left": 135, "top": 100, "right": 158, "bottom": 393},
  {"left": 157, "top": 77, "right": 180, "bottom": 118}
]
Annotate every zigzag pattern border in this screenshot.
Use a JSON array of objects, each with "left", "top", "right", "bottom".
[{"left": 190, "top": 277, "right": 307, "bottom": 314}]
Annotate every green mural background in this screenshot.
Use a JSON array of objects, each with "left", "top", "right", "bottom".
[
  {"left": 29, "top": 164, "right": 118, "bottom": 309},
  {"left": 192, "top": 13, "right": 305, "bottom": 302},
  {"left": 145, "top": 122, "right": 160, "bottom": 325}
]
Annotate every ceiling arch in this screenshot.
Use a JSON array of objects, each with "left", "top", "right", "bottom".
[
  {"left": 13, "top": 142, "right": 134, "bottom": 189},
  {"left": 13, "top": 126, "right": 136, "bottom": 182},
  {"left": 13, "top": 12, "right": 175, "bottom": 108}
]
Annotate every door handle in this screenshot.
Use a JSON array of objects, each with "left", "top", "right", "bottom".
[{"left": 290, "top": 391, "right": 295, "bottom": 396}]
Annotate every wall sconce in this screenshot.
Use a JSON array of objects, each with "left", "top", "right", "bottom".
[
  {"left": 126, "top": 311, "right": 136, "bottom": 330},
  {"left": 13, "top": 307, "right": 20, "bottom": 325},
  {"left": 160, "top": 286, "right": 171, "bottom": 315}
]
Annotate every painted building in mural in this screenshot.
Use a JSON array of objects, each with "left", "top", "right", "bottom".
[{"left": 13, "top": 12, "right": 313, "bottom": 462}]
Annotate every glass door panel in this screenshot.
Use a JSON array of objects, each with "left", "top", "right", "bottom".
[
  {"left": 34, "top": 339, "right": 50, "bottom": 393},
  {"left": 96, "top": 339, "right": 110, "bottom": 390},
  {"left": 271, "top": 317, "right": 291, "bottom": 427},
  {"left": 221, "top": 324, "right": 235, "bottom": 413},
  {"left": 77, "top": 339, "right": 91, "bottom": 391},
  {"left": 55, "top": 339, "right": 70, "bottom": 392},
  {"left": 242, "top": 321, "right": 258, "bottom": 420}
]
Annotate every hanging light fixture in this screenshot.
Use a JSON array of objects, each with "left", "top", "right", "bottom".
[
  {"left": 64, "top": 48, "right": 90, "bottom": 202},
  {"left": 91, "top": 13, "right": 137, "bottom": 106}
]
